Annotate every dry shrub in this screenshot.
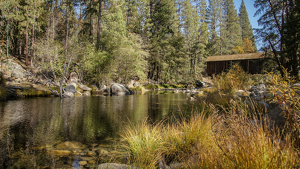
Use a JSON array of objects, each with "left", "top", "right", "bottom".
[
  {"left": 214, "top": 64, "right": 250, "bottom": 92},
  {"left": 267, "top": 69, "right": 300, "bottom": 145}
]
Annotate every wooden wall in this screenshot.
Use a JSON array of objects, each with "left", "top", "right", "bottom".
[{"left": 206, "top": 59, "right": 263, "bottom": 76}]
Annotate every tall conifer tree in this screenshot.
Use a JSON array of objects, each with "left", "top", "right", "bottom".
[
  {"left": 239, "top": 0, "right": 256, "bottom": 51},
  {"left": 224, "top": 0, "right": 242, "bottom": 54}
]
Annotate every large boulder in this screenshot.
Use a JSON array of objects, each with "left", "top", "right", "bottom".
[
  {"left": 69, "top": 72, "right": 79, "bottom": 83},
  {"left": 127, "top": 80, "right": 134, "bottom": 88},
  {"left": 111, "top": 83, "right": 133, "bottom": 96},
  {"left": 133, "top": 81, "right": 139, "bottom": 87},
  {"left": 64, "top": 82, "right": 77, "bottom": 97},
  {"left": 11, "top": 70, "right": 24, "bottom": 79},
  {"left": 267, "top": 106, "right": 286, "bottom": 129}
]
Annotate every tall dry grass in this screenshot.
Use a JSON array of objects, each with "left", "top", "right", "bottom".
[
  {"left": 121, "top": 100, "right": 300, "bottom": 168},
  {"left": 121, "top": 66, "right": 300, "bottom": 168}
]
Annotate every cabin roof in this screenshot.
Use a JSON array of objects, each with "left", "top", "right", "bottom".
[{"left": 206, "top": 53, "right": 265, "bottom": 62}]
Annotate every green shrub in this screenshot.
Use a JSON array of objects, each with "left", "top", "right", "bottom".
[{"left": 145, "top": 84, "right": 158, "bottom": 89}]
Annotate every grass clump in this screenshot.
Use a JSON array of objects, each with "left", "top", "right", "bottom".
[
  {"left": 122, "top": 121, "right": 165, "bottom": 168},
  {"left": 122, "top": 103, "right": 300, "bottom": 168}
]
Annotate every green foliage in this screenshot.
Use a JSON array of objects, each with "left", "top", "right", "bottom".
[
  {"left": 254, "top": 0, "right": 300, "bottom": 76},
  {"left": 145, "top": 84, "right": 158, "bottom": 89},
  {"left": 35, "top": 39, "right": 65, "bottom": 78}
]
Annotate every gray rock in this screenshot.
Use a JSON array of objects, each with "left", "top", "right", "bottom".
[
  {"left": 23, "top": 71, "right": 32, "bottom": 77},
  {"left": 259, "top": 84, "right": 266, "bottom": 89},
  {"left": 233, "top": 95, "right": 241, "bottom": 101},
  {"left": 111, "top": 83, "right": 133, "bottom": 96},
  {"left": 259, "top": 101, "right": 270, "bottom": 108},
  {"left": 127, "top": 83, "right": 134, "bottom": 88},
  {"left": 190, "top": 97, "right": 196, "bottom": 101},
  {"left": 236, "top": 90, "right": 243, "bottom": 97},
  {"left": 169, "top": 162, "right": 183, "bottom": 169},
  {"left": 82, "top": 90, "right": 91, "bottom": 96},
  {"left": 100, "top": 85, "right": 107, "bottom": 91},
  {"left": 3, "top": 75, "right": 10, "bottom": 79},
  {"left": 293, "top": 83, "right": 300, "bottom": 87},
  {"left": 97, "top": 163, "right": 138, "bottom": 169},
  {"left": 133, "top": 81, "right": 139, "bottom": 87},
  {"left": 78, "top": 84, "right": 92, "bottom": 91},
  {"left": 267, "top": 106, "right": 286, "bottom": 129},
  {"left": 64, "top": 82, "right": 77, "bottom": 97},
  {"left": 11, "top": 71, "right": 24, "bottom": 79}
]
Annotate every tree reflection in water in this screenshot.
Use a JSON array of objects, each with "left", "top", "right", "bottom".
[{"left": 0, "top": 92, "right": 188, "bottom": 168}]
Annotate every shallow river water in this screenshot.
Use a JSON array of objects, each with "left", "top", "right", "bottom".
[{"left": 0, "top": 91, "right": 190, "bottom": 168}]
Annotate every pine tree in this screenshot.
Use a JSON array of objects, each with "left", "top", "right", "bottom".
[
  {"left": 239, "top": 0, "right": 256, "bottom": 52},
  {"left": 207, "top": 0, "right": 223, "bottom": 55},
  {"left": 148, "top": 0, "right": 175, "bottom": 81},
  {"left": 254, "top": 0, "right": 300, "bottom": 77},
  {"left": 224, "top": 0, "right": 242, "bottom": 54}
]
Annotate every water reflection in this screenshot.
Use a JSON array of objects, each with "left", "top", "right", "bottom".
[{"left": 0, "top": 92, "right": 189, "bottom": 168}]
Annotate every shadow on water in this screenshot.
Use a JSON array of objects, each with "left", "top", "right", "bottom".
[{"left": 0, "top": 91, "right": 190, "bottom": 168}]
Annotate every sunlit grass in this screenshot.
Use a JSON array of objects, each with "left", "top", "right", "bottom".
[
  {"left": 121, "top": 120, "right": 166, "bottom": 168},
  {"left": 121, "top": 100, "right": 300, "bottom": 168}
]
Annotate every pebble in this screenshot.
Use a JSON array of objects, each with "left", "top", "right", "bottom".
[{"left": 79, "top": 161, "right": 87, "bottom": 166}]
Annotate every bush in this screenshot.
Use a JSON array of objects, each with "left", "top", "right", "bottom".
[
  {"left": 267, "top": 69, "right": 300, "bottom": 145},
  {"left": 145, "top": 84, "right": 158, "bottom": 89},
  {"left": 214, "top": 64, "right": 250, "bottom": 92}
]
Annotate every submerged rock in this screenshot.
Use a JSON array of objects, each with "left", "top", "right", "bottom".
[
  {"left": 55, "top": 141, "right": 87, "bottom": 150},
  {"left": 47, "top": 150, "right": 71, "bottom": 156},
  {"left": 97, "top": 163, "right": 138, "bottom": 169},
  {"left": 79, "top": 161, "right": 88, "bottom": 166}
]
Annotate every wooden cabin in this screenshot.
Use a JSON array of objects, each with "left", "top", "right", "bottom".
[{"left": 206, "top": 53, "right": 266, "bottom": 76}]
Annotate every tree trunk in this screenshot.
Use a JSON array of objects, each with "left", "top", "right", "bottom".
[
  {"left": 194, "top": 55, "right": 197, "bottom": 74},
  {"left": 52, "top": 3, "right": 55, "bottom": 41},
  {"left": 26, "top": 25, "right": 29, "bottom": 66},
  {"left": 65, "top": 1, "right": 69, "bottom": 58},
  {"left": 96, "top": 0, "right": 102, "bottom": 50},
  {"left": 31, "top": 0, "right": 36, "bottom": 69},
  {"left": 6, "top": 20, "right": 9, "bottom": 58},
  {"left": 90, "top": 0, "right": 95, "bottom": 44}
]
